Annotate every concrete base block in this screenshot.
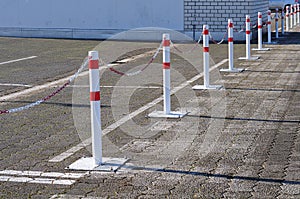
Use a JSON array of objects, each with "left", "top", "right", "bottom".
[
  {"left": 148, "top": 111, "right": 188, "bottom": 119},
  {"left": 67, "top": 157, "right": 129, "bottom": 172}
]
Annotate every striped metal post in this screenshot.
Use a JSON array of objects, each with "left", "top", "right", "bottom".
[
  {"left": 203, "top": 25, "right": 210, "bottom": 88},
  {"left": 239, "top": 15, "right": 259, "bottom": 60},
  {"left": 275, "top": 8, "right": 279, "bottom": 38},
  {"left": 282, "top": 10, "right": 285, "bottom": 35},
  {"left": 193, "top": 25, "right": 222, "bottom": 90},
  {"left": 297, "top": 3, "right": 300, "bottom": 24},
  {"left": 286, "top": 6, "right": 290, "bottom": 32},
  {"left": 220, "top": 19, "right": 244, "bottom": 73},
  {"left": 148, "top": 34, "right": 187, "bottom": 118},
  {"left": 290, "top": 5, "right": 293, "bottom": 28},
  {"left": 162, "top": 33, "right": 171, "bottom": 115},
  {"left": 253, "top": 12, "right": 270, "bottom": 51},
  {"left": 267, "top": 10, "right": 272, "bottom": 43},
  {"left": 294, "top": 4, "right": 297, "bottom": 26},
  {"left": 88, "top": 51, "right": 102, "bottom": 166}
]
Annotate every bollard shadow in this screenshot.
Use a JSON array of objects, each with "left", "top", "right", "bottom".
[
  {"left": 225, "top": 87, "right": 300, "bottom": 93},
  {"left": 272, "top": 31, "right": 300, "bottom": 45},
  {"left": 244, "top": 69, "right": 300, "bottom": 74},
  {"left": 118, "top": 165, "right": 300, "bottom": 185},
  {"left": 0, "top": 100, "right": 111, "bottom": 108},
  {"left": 186, "top": 114, "right": 300, "bottom": 124}
]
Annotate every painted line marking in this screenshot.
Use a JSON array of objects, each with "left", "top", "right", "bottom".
[
  {"left": 0, "top": 56, "right": 37, "bottom": 65},
  {"left": 69, "top": 85, "right": 162, "bottom": 89},
  {"left": 0, "top": 83, "right": 33, "bottom": 88},
  {"left": 49, "top": 59, "right": 229, "bottom": 163},
  {"left": 50, "top": 194, "right": 103, "bottom": 199},
  {"left": 0, "top": 170, "right": 87, "bottom": 185}
]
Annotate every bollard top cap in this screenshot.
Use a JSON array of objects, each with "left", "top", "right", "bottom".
[
  {"left": 88, "top": 51, "right": 99, "bottom": 60},
  {"left": 162, "top": 33, "right": 170, "bottom": 41}
]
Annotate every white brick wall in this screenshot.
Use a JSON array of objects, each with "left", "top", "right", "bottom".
[{"left": 184, "top": 0, "right": 269, "bottom": 40}]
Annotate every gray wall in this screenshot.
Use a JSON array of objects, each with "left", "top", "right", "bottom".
[{"left": 0, "top": 0, "right": 184, "bottom": 39}]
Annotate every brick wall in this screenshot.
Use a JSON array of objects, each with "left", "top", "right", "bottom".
[{"left": 184, "top": 0, "right": 269, "bottom": 40}]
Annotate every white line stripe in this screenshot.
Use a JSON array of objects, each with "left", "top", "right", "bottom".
[
  {"left": 49, "top": 59, "right": 228, "bottom": 163},
  {"left": 0, "top": 56, "right": 37, "bottom": 65},
  {"left": 0, "top": 170, "right": 87, "bottom": 179},
  {"left": 0, "top": 83, "right": 33, "bottom": 88},
  {"left": 69, "top": 85, "right": 162, "bottom": 89},
  {"left": 0, "top": 70, "right": 89, "bottom": 101}
]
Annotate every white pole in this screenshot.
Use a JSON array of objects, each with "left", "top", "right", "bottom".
[
  {"left": 267, "top": 10, "right": 272, "bottom": 43},
  {"left": 275, "top": 8, "right": 279, "bottom": 38},
  {"left": 203, "top": 25, "right": 210, "bottom": 87},
  {"left": 294, "top": 4, "right": 297, "bottom": 26},
  {"left": 297, "top": 3, "right": 300, "bottom": 24},
  {"left": 286, "top": 6, "right": 290, "bottom": 32},
  {"left": 228, "top": 19, "right": 234, "bottom": 71},
  {"left": 291, "top": 6, "right": 293, "bottom": 28},
  {"left": 88, "top": 51, "right": 102, "bottom": 166},
  {"left": 162, "top": 34, "right": 171, "bottom": 115},
  {"left": 246, "top": 15, "right": 251, "bottom": 59},
  {"left": 258, "top": 12, "right": 263, "bottom": 49},
  {"left": 281, "top": 10, "right": 285, "bottom": 35}
]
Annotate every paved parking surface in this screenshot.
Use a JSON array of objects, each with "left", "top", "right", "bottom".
[{"left": 0, "top": 24, "right": 299, "bottom": 198}]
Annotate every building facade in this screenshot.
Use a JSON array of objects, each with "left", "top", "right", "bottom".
[{"left": 0, "top": 0, "right": 269, "bottom": 40}]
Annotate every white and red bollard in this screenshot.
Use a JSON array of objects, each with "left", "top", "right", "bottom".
[
  {"left": 290, "top": 5, "right": 294, "bottom": 28},
  {"left": 294, "top": 4, "right": 297, "bottom": 26},
  {"left": 275, "top": 8, "right": 279, "bottom": 38},
  {"left": 193, "top": 25, "right": 222, "bottom": 90},
  {"left": 297, "top": 3, "right": 300, "bottom": 24},
  {"left": 148, "top": 34, "right": 187, "bottom": 118},
  {"left": 239, "top": 15, "right": 259, "bottom": 60},
  {"left": 68, "top": 51, "right": 128, "bottom": 171},
  {"left": 264, "top": 10, "right": 277, "bottom": 44},
  {"left": 88, "top": 51, "right": 102, "bottom": 166},
  {"left": 220, "top": 19, "right": 244, "bottom": 73},
  {"left": 286, "top": 6, "right": 290, "bottom": 31},
  {"left": 253, "top": 12, "right": 270, "bottom": 51},
  {"left": 281, "top": 10, "right": 285, "bottom": 35}
]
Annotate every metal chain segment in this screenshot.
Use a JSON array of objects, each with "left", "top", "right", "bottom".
[
  {"left": 0, "top": 59, "right": 89, "bottom": 115},
  {"left": 170, "top": 35, "right": 202, "bottom": 54},
  {"left": 104, "top": 42, "right": 163, "bottom": 77}
]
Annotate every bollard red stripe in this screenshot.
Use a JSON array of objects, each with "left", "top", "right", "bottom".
[
  {"left": 163, "top": 62, "right": 170, "bottom": 69},
  {"left": 90, "top": 91, "right": 100, "bottom": 101},
  {"left": 203, "top": 29, "right": 209, "bottom": 35},
  {"left": 267, "top": 21, "right": 271, "bottom": 25},
  {"left": 228, "top": 23, "right": 233, "bottom": 28},
  {"left": 89, "top": 60, "right": 99, "bottom": 69},
  {"left": 259, "top": 15, "right": 262, "bottom": 18},
  {"left": 258, "top": 25, "right": 262, "bottom": 29},
  {"left": 228, "top": 38, "right": 233, "bottom": 42},
  {"left": 163, "top": 40, "right": 170, "bottom": 47},
  {"left": 246, "top": 19, "right": 250, "bottom": 22},
  {"left": 203, "top": 47, "right": 209, "bottom": 52},
  {"left": 246, "top": 30, "right": 251, "bottom": 35}
]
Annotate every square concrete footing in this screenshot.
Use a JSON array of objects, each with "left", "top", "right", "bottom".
[
  {"left": 148, "top": 111, "right": 188, "bottom": 119},
  {"left": 220, "top": 68, "right": 245, "bottom": 73},
  {"left": 238, "top": 56, "right": 260, "bottom": 61},
  {"left": 192, "top": 85, "right": 223, "bottom": 90},
  {"left": 67, "top": 157, "right": 129, "bottom": 172},
  {"left": 252, "top": 48, "right": 270, "bottom": 51}
]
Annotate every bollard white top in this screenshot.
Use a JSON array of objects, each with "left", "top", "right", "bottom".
[
  {"left": 89, "top": 51, "right": 99, "bottom": 60},
  {"left": 162, "top": 33, "right": 170, "bottom": 41}
]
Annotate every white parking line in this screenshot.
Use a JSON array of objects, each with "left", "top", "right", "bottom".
[
  {"left": 0, "top": 83, "right": 33, "bottom": 88},
  {"left": 0, "top": 56, "right": 37, "bottom": 65},
  {"left": 0, "top": 170, "right": 87, "bottom": 185},
  {"left": 49, "top": 59, "right": 228, "bottom": 163}
]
